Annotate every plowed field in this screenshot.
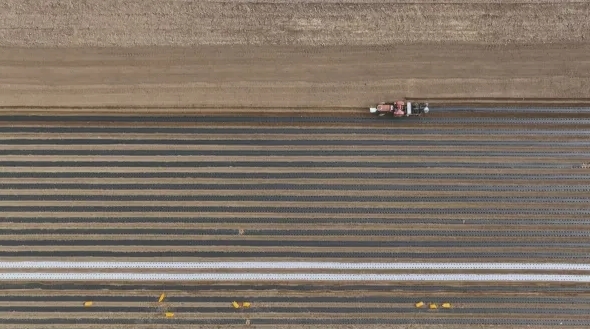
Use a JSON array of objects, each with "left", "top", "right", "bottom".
[
  {"left": 1, "top": 0, "right": 590, "bottom": 328},
  {"left": 1, "top": 111, "right": 590, "bottom": 327}
]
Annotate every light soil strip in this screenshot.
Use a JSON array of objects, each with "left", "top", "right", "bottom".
[
  {"left": 1, "top": 200, "right": 585, "bottom": 210},
  {"left": 0, "top": 133, "right": 586, "bottom": 141},
  {"left": 0, "top": 145, "right": 583, "bottom": 152},
  {"left": 0, "top": 189, "right": 584, "bottom": 197}
]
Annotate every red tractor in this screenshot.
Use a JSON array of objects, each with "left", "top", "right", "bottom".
[{"left": 369, "top": 100, "right": 429, "bottom": 117}]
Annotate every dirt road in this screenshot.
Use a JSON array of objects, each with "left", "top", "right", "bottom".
[{"left": 2, "top": 44, "right": 590, "bottom": 107}]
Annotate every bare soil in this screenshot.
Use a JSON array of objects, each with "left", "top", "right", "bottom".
[
  {"left": 1, "top": 1, "right": 590, "bottom": 328},
  {"left": 0, "top": 0, "right": 589, "bottom": 107},
  {"left": 2, "top": 44, "right": 590, "bottom": 107},
  {"left": 1, "top": 1, "right": 588, "bottom": 47}
]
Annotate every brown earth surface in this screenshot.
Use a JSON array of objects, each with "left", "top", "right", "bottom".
[
  {"left": 2, "top": 44, "right": 590, "bottom": 108},
  {"left": 1, "top": 0, "right": 588, "bottom": 47},
  {"left": 1, "top": 0, "right": 590, "bottom": 328},
  {"left": 0, "top": 0, "right": 589, "bottom": 107}
]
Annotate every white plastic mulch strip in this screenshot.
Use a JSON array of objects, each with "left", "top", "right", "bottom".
[
  {"left": 1, "top": 261, "right": 590, "bottom": 270},
  {"left": 1, "top": 272, "right": 590, "bottom": 282}
]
